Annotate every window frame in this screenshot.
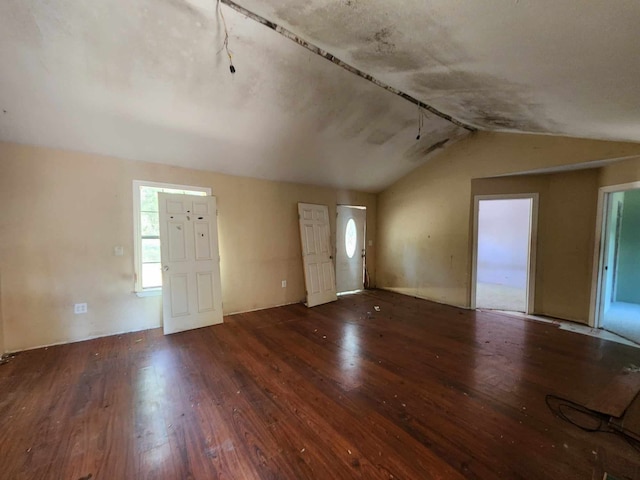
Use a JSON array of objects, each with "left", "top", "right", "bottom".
[{"left": 132, "top": 180, "right": 211, "bottom": 295}]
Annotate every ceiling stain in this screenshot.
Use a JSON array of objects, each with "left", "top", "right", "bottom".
[
  {"left": 402, "top": 128, "right": 461, "bottom": 163},
  {"left": 370, "top": 28, "right": 395, "bottom": 54},
  {"left": 410, "top": 70, "right": 559, "bottom": 133},
  {"left": 423, "top": 138, "right": 450, "bottom": 154},
  {"left": 274, "top": 2, "right": 470, "bottom": 74}
]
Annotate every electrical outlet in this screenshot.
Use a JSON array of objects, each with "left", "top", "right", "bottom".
[
  {"left": 74, "top": 303, "right": 88, "bottom": 314},
  {"left": 281, "top": 280, "right": 287, "bottom": 288}
]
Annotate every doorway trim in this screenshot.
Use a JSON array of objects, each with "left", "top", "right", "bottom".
[
  {"left": 470, "top": 193, "right": 539, "bottom": 314},
  {"left": 589, "top": 181, "right": 640, "bottom": 328}
]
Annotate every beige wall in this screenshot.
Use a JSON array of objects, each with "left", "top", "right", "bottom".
[
  {"left": 472, "top": 170, "right": 599, "bottom": 322},
  {"left": 0, "top": 270, "right": 4, "bottom": 356},
  {"left": 377, "top": 131, "right": 640, "bottom": 321},
  {"left": 0, "top": 142, "right": 376, "bottom": 352},
  {"left": 599, "top": 156, "right": 640, "bottom": 187}
]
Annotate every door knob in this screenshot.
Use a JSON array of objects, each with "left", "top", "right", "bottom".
[{"left": 163, "top": 265, "right": 169, "bottom": 272}]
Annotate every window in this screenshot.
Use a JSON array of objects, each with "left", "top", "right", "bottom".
[
  {"left": 345, "top": 218, "right": 357, "bottom": 258},
  {"left": 133, "top": 181, "right": 210, "bottom": 295}
]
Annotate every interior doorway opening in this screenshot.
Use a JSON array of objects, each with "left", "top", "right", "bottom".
[
  {"left": 336, "top": 206, "right": 366, "bottom": 294},
  {"left": 593, "top": 184, "right": 640, "bottom": 343},
  {"left": 472, "top": 195, "right": 537, "bottom": 313}
]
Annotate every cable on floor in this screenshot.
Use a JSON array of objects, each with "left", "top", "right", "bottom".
[{"left": 545, "top": 394, "right": 640, "bottom": 454}]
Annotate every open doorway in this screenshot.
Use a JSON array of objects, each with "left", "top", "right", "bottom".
[
  {"left": 472, "top": 194, "right": 538, "bottom": 313},
  {"left": 336, "top": 206, "right": 366, "bottom": 294},
  {"left": 593, "top": 183, "right": 640, "bottom": 343}
]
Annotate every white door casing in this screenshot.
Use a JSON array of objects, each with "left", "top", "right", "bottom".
[
  {"left": 590, "top": 181, "right": 640, "bottom": 330},
  {"left": 336, "top": 206, "right": 366, "bottom": 293},
  {"left": 470, "top": 193, "right": 538, "bottom": 314},
  {"left": 159, "top": 193, "right": 223, "bottom": 334},
  {"left": 298, "top": 203, "right": 337, "bottom": 307}
]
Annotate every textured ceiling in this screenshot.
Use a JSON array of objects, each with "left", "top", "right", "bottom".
[
  {"left": 240, "top": 0, "right": 640, "bottom": 142},
  {"left": 1, "top": 0, "right": 639, "bottom": 191}
]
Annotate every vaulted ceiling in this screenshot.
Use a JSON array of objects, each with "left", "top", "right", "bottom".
[{"left": 1, "top": 0, "right": 639, "bottom": 191}]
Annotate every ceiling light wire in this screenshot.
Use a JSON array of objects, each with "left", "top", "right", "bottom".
[
  {"left": 416, "top": 106, "right": 424, "bottom": 140},
  {"left": 217, "top": 0, "right": 236, "bottom": 73}
]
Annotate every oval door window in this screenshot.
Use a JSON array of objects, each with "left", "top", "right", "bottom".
[{"left": 345, "top": 218, "right": 357, "bottom": 258}]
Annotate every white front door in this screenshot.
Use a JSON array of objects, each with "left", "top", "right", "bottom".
[
  {"left": 298, "top": 203, "right": 337, "bottom": 307},
  {"left": 336, "top": 206, "right": 366, "bottom": 293},
  {"left": 159, "top": 193, "right": 223, "bottom": 334}
]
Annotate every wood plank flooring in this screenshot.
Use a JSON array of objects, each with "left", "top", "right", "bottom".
[{"left": 1, "top": 290, "right": 639, "bottom": 479}]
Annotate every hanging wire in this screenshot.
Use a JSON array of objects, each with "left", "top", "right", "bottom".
[
  {"left": 217, "top": 0, "right": 236, "bottom": 73},
  {"left": 416, "top": 107, "right": 432, "bottom": 140}
]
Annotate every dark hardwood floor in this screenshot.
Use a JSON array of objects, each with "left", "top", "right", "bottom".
[{"left": 1, "top": 290, "right": 639, "bottom": 479}]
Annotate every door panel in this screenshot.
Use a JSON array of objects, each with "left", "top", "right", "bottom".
[
  {"left": 336, "top": 206, "right": 366, "bottom": 293},
  {"left": 298, "top": 203, "right": 337, "bottom": 307},
  {"left": 196, "top": 272, "right": 215, "bottom": 312},
  {"left": 169, "top": 274, "right": 190, "bottom": 317},
  {"left": 194, "top": 222, "right": 212, "bottom": 260},
  {"left": 159, "top": 193, "right": 223, "bottom": 334},
  {"left": 167, "top": 221, "right": 187, "bottom": 261}
]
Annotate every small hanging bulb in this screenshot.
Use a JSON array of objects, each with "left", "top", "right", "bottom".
[{"left": 230, "top": 64, "right": 236, "bottom": 74}]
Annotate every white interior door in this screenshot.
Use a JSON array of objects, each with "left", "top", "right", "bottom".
[
  {"left": 298, "top": 203, "right": 337, "bottom": 307},
  {"left": 159, "top": 193, "right": 223, "bottom": 334},
  {"left": 336, "top": 206, "right": 366, "bottom": 293}
]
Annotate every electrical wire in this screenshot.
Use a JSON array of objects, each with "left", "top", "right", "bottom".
[
  {"left": 217, "top": 0, "right": 236, "bottom": 73},
  {"left": 416, "top": 106, "right": 423, "bottom": 140},
  {"left": 545, "top": 394, "right": 640, "bottom": 454},
  {"left": 416, "top": 108, "right": 433, "bottom": 140}
]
